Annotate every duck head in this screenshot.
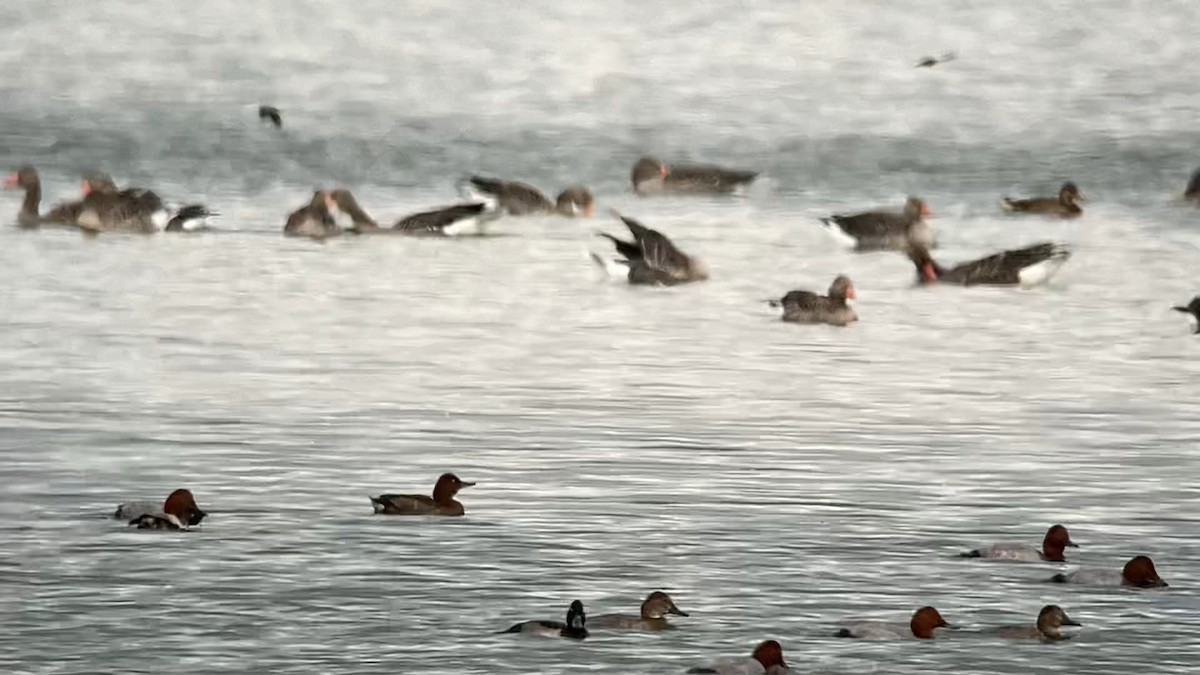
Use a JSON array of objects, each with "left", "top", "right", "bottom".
[
  {"left": 566, "top": 599, "right": 586, "bottom": 630},
  {"left": 906, "top": 245, "right": 943, "bottom": 284},
  {"left": 1036, "top": 604, "right": 1080, "bottom": 638},
  {"left": 751, "top": 640, "right": 786, "bottom": 671},
  {"left": 828, "top": 275, "right": 856, "bottom": 303},
  {"left": 431, "top": 473, "right": 475, "bottom": 503},
  {"left": 1122, "top": 555, "right": 1167, "bottom": 588},
  {"left": 4, "top": 165, "right": 37, "bottom": 190},
  {"left": 163, "top": 489, "right": 206, "bottom": 527},
  {"left": 556, "top": 186, "right": 595, "bottom": 217},
  {"left": 642, "top": 591, "right": 689, "bottom": 619},
  {"left": 1059, "top": 182, "right": 1084, "bottom": 206},
  {"left": 910, "top": 606, "right": 953, "bottom": 639},
  {"left": 1041, "top": 524, "right": 1078, "bottom": 561},
  {"left": 905, "top": 196, "right": 932, "bottom": 219},
  {"left": 631, "top": 157, "right": 669, "bottom": 187}
]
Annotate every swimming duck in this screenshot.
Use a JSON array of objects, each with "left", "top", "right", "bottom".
[
  {"left": 836, "top": 606, "right": 954, "bottom": 640},
  {"left": 686, "top": 639, "right": 790, "bottom": 674},
  {"left": 1002, "top": 182, "right": 1084, "bottom": 218},
  {"left": 460, "top": 175, "right": 595, "bottom": 217},
  {"left": 592, "top": 212, "right": 709, "bottom": 285},
  {"left": 369, "top": 473, "right": 474, "bottom": 516},
  {"left": 3, "top": 166, "right": 93, "bottom": 228},
  {"left": 500, "top": 600, "right": 588, "bottom": 640},
  {"left": 996, "top": 605, "right": 1081, "bottom": 641},
  {"left": 1050, "top": 555, "right": 1168, "bottom": 588},
  {"left": 960, "top": 524, "right": 1078, "bottom": 562},
  {"left": 820, "top": 197, "right": 934, "bottom": 252},
  {"left": 164, "top": 204, "right": 217, "bottom": 232},
  {"left": 907, "top": 241, "right": 1071, "bottom": 287},
  {"left": 114, "top": 489, "right": 207, "bottom": 530},
  {"left": 589, "top": 591, "right": 689, "bottom": 631},
  {"left": 283, "top": 190, "right": 341, "bottom": 239},
  {"left": 1172, "top": 296, "right": 1200, "bottom": 334},
  {"left": 769, "top": 276, "right": 857, "bottom": 326},
  {"left": 631, "top": 157, "right": 758, "bottom": 196}
]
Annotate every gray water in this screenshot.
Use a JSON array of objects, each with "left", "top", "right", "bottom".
[{"left": 2, "top": 1, "right": 1199, "bottom": 673}]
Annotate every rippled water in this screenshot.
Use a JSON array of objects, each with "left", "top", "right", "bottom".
[{"left": 2, "top": 2, "right": 1199, "bottom": 673}]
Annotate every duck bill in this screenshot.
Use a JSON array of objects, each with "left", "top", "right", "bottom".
[
  {"left": 1062, "top": 619, "right": 1082, "bottom": 627},
  {"left": 459, "top": 481, "right": 476, "bottom": 488},
  {"left": 668, "top": 605, "right": 689, "bottom": 617},
  {"left": 2, "top": 173, "right": 18, "bottom": 189},
  {"left": 1066, "top": 540, "right": 1079, "bottom": 548},
  {"left": 846, "top": 287, "right": 858, "bottom": 300}
]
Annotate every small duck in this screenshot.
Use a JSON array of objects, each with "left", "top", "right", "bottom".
[
  {"left": 164, "top": 204, "right": 217, "bottom": 232},
  {"left": 836, "top": 606, "right": 954, "bottom": 640},
  {"left": 1002, "top": 182, "right": 1084, "bottom": 218},
  {"left": 1172, "top": 296, "right": 1200, "bottom": 334},
  {"left": 769, "top": 276, "right": 857, "bottom": 326},
  {"left": 283, "top": 190, "right": 341, "bottom": 239},
  {"left": 996, "top": 605, "right": 1081, "bottom": 641},
  {"left": 259, "top": 105, "right": 283, "bottom": 129},
  {"left": 500, "top": 599, "right": 588, "bottom": 640},
  {"left": 460, "top": 175, "right": 595, "bottom": 217},
  {"left": 1050, "top": 555, "right": 1168, "bottom": 588},
  {"left": 592, "top": 211, "right": 709, "bottom": 285},
  {"left": 686, "top": 639, "right": 790, "bottom": 674},
  {"left": 820, "top": 197, "right": 934, "bottom": 252},
  {"left": 960, "top": 524, "right": 1078, "bottom": 563},
  {"left": 114, "top": 489, "right": 207, "bottom": 530},
  {"left": 631, "top": 157, "right": 758, "bottom": 196},
  {"left": 589, "top": 591, "right": 689, "bottom": 631},
  {"left": 369, "top": 473, "right": 475, "bottom": 516},
  {"left": 907, "top": 241, "right": 1071, "bottom": 287}
]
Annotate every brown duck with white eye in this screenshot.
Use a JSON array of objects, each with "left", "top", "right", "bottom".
[
  {"left": 1002, "top": 182, "right": 1084, "bottom": 218},
  {"left": 770, "top": 276, "right": 857, "bottom": 326},
  {"left": 462, "top": 176, "right": 595, "bottom": 217},
  {"left": 589, "top": 591, "right": 690, "bottom": 631},
  {"left": 3, "top": 166, "right": 97, "bottom": 228},
  {"left": 370, "top": 473, "right": 475, "bottom": 516},
  {"left": 631, "top": 157, "right": 758, "bottom": 196},
  {"left": 997, "top": 605, "right": 1081, "bottom": 641}
]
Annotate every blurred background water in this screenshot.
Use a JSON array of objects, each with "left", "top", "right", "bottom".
[{"left": 1, "top": 1, "right": 1199, "bottom": 673}]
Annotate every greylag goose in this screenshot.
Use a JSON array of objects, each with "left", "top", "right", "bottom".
[
  {"left": 821, "top": 196, "right": 933, "bottom": 252},
  {"left": 592, "top": 212, "right": 709, "bottom": 285},
  {"left": 907, "top": 241, "right": 1070, "bottom": 287},
  {"left": 769, "top": 276, "right": 857, "bottom": 326},
  {"left": 461, "top": 176, "right": 594, "bottom": 217},
  {"left": 631, "top": 156, "right": 758, "bottom": 196}
]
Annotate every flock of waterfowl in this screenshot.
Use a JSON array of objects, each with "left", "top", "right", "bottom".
[
  {"left": 113, "top": 480, "right": 1169, "bottom": 673},
  {"left": 6, "top": 101, "right": 1196, "bottom": 673}
]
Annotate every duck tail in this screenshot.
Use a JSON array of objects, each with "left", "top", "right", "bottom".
[
  {"left": 1049, "top": 573, "right": 1069, "bottom": 584},
  {"left": 369, "top": 496, "right": 386, "bottom": 514},
  {"left": 959, "top": 549, "right": 982, "bottom": 559},
  {"left": 834, "top": 628, "right": 854, "bottom": 638},
  {"left": 1000, "top": 198, "right": 1017, "bottom": 212},
  {"left": 497, "top": 623, "right": 523, "bottom": 634}
]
